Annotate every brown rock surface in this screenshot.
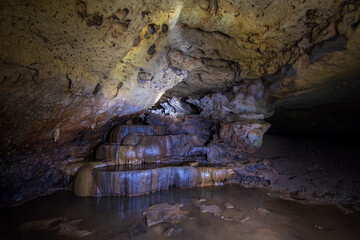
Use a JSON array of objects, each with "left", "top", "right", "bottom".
[
  {"left": 72, "top": 163, "right": 234, "bottom": 197},
  {"left": 0, "top": 0, "right": 359, "bottom": 205},
  {"left": 143, "top": 203, "right": 190, "bottom": 227},
  {"left": 96, "top": 135, "right": 207, "bottom": 164},
  {"left": 218, "top": 121, "right": 271, "bottom": 151},
  {"left": 109, "top": 125, "right": 168, "bottom": 144},
  {"left": 199, "top": 204, "right": 222, "bottom": 217}
]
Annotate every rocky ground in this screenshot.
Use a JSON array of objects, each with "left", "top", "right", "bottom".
[{"left": 230, "top": 134, "right": 360, "bottom": 211}]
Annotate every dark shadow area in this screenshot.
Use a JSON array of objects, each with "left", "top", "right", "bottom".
[
  {"left": 267, "top": 73, "right": 360, "bottom": 145},
  {"left": 267, "top": 100, "right": 360, "bottom": 145}
]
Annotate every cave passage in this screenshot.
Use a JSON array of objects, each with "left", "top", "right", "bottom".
[{"left": 1, "top": 0, "right": 360, "bottom": 239}]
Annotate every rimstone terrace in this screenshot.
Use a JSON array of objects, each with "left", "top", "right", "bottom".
[{"left": 67, "top": 124, "right": 235, "bottom": 197}]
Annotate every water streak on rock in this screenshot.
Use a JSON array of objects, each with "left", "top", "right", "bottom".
[
  {"left": 96, "top": 135, "right": 206, "bottom": 164},
  {"left": 72, "top": 165, "right": 234, "bottom": 197},
  {"left": 109, "top": 125, "right": 167, "bottom": 143}
]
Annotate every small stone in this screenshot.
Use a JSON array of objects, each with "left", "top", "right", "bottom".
[
  {"left": 163, "top": 227, "right": 182, "bottom": 237},
  {"left": 199, "top": 204, "right": 222, "bottom": 217},
  {"left": 224, "top": 202, "right": 234, "bottom": 209},
  {"left": 52, "top": 126, "right": 60, "bottom": 142},
  {"left": 188, "top": 161, "right": 199, "bottom": 167},
  {"left": 143, "top": 203, "right": 190, "bottom": 227},
  {"left": 240, "top": 216, "right": 250, "bottom": 223},
  {"left": 193, "top": 198, "right": 206, "bottom": 206},
  {"left": 220, "top": 216, "right": 233, "bottom": 221},
  {"left": 254, "top": 207, "right": 270, "bottom": 216},
  {"left": 163, "top": 227, "right": 174, "bottom": 237}
]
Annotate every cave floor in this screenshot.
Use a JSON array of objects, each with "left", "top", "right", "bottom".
[
  {"left": 1, "top": 185, "right": 360, "bottom": 240},
  {"left": 251, "top": 134, "right": 360, "bottom": 207}
]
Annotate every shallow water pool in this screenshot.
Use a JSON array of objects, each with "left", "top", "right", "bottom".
[{"left": 1, "top": 185, "right": 360, "bottom": 240}]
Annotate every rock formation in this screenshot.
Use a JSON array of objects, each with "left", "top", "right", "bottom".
[
  {"left": 0, "top": 0, "right": 359, "bottom": 205},
  {"left": 73, "top": 164, "right": 234, "bottom": 197},
  {"left": 68, "top": 123, "right": 235, "bottom": 197},
  {"left": 143, "top": 203, "right": 190, "bottom": 227}
]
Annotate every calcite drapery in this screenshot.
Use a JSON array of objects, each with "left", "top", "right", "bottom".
[
  {"left": 109, "top": 125, "right": 168, "bottom": 143},
  {"left": 96, "top": 124, "right": 207, "bottom": 164},
  {"left": 69, "top": 123, "right": 235, "bottom": 197},
  {"left": 73, "top": 164, "right": 234, "bottom": 197}
]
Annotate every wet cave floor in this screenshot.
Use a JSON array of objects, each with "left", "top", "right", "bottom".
[{"left": 1, "top": 184, "right": 360, "bottom": 240}]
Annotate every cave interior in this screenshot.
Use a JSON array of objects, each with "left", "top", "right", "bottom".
[{"left": 1, "top": 0, "right": 360, "bottom": 239}]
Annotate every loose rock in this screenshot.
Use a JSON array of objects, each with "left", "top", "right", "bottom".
[
  {"left": 224, "top": 202, "right": 234, "bottom": 209},
  {"left": 143, "top": 203, "right": 190, "bottom": 227},
  {"left": 199, "top": 204, "right": 222, "bottom": 217}
]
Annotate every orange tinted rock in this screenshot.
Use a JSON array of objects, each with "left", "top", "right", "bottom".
[
  {"left": 96, "top": 135, "right": 207, "bottom": 163},
  {"left": 109, "top": 125, "right": 167, "bottom": 143},
  {"left": 219, "top": 121, "right": 271, "bottom": 151},
  {"left": 72, "top": 164, "right": 234, "bottom": 197}
]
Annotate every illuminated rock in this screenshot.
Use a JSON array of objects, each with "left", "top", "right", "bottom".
[
  {"left": 199, "top": 204, "right": 222, "bottom": 217},
  {"left": 72, "top": 164, "right": 234, "bottom": 197},
  {"left": 109, "top": 125, "right": 167, "bottom": 143},
  {"left": 96, "top": 134, "right": 207, "bottom": 163},
  {"left": 218, "top": 121, "right": 271, "bottom": 152},
  {"left": 143, "top": 203, "right": 190, "bottom": 227},
  {"left": 146, "top": 114, "right": 214, "bottom": 140}
]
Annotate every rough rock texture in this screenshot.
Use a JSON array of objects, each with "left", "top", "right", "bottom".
[
  {"left": 218, "top": 121, "right": 271, "bottom": 150},
  {"left": 109, "top": 125, "right": 168, "bottom": 144},
  {"left": 199, "top": 204, "right": 222, "bottom": 217},
  {"left": 95, "top": 124, "right": 210, "bottom": 164},
  {"left": 187, "top": 80, "right": 273, "bottom": 121},
  {"left": 1, "top": 0, "right": 359, "bottom": 205},
  {"left": 143, "top": 203, "right": 190, "bottom": 227},
  {"left": 146, "top": 113, "right": 214, "bottom": 140},
  {"left": 228, "top": 134, "right": 360, "bottom": 209},
  {"left": 0, "top": 0, "right": 186, "bottom": 205}
]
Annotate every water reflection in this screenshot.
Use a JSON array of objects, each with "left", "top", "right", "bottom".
[{"left": 1, "top": 185, "right": 360, "bottom": 240}]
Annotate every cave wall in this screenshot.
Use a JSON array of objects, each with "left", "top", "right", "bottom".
[{"left": 0, "top": 0, "right": 359, "bottom": 205}]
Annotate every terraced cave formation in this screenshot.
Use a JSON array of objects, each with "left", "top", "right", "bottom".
[{"left": 1, "top": 0, "right": 360, "bottom": 221}]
